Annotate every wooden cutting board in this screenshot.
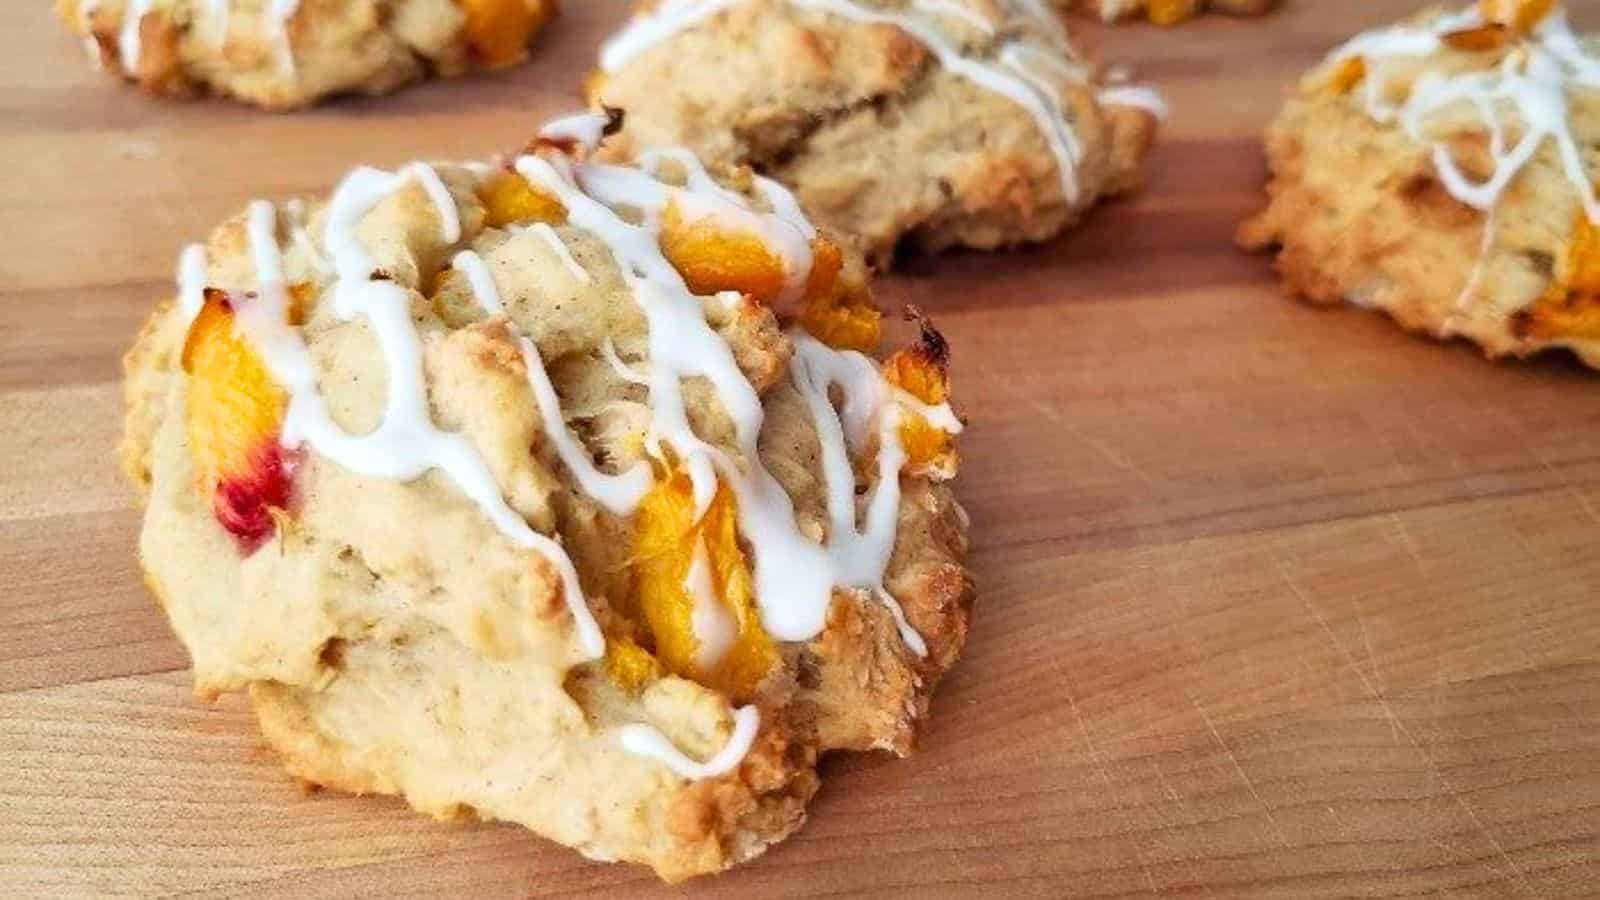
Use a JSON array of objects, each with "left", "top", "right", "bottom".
[{"left": 4, "top": 1, "right": 1599, "bottom": 896}]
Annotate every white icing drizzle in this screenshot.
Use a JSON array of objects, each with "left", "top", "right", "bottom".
[
  {"left": 684, "top": 539, "right": 739, "bottom": 670},
  {"left": 172, "top": 130, "right": 962, "bottom": 780},
  {"left": 599, "top": 0, "right": 739, "bottom": 71},
  {"left": 1010, "top": 0, "right": 1071, "bottom": 45},
  {"left": 753, "top": 177, "right": 817, "bottom": 243},
  {"left": 451, "top": 248, "right": 506, "bottom": 315},
  {"left": 110, "top": 0, "right": 294, "bottom": 75},
  {"left": 523, "top": 222, "right": 593, "bottom": 283},
  {"left": 539, "top": 112, "right": 615, "bottom": 150},
  {"left": 516, "top": 154, "right": 742, "bottom": 515},
  {"left": 117, "top": 0, "right": 154, "bottom": 71},
  {"left": 1452, "top": 205, "right": 1501, "bottom": 322},
  {"left": 1001, "top": 39, "right": 1090, "bottom": 84},
  {"left": 217, "top": 174, "right": 606, "bottom": 661},
  {"left": 790, "top": 334, "right": 945, "bottom": 657},
  {"left": 618, "top": 704, "right": 760, "bottom": 780},
  {"left": 518, "top": 334, "right": 657, "bottom": 517},
  {"left": 512, "top": 150, "right": 952, "bottom": 652},
  {"left": 601, "top": 338, "right": 651, "bottom": 386},
  {"left": 579, "top": 148, "right": 817, "bottom": 305},
  {"left": 177, "top": 243, "right": 208, "bottom": 324},
  {"left": 268, "top": 0, "right": 300, "bottom": 74},
  {"left": 911, "top": 0, "right": 996, "bottom": 34},
  {"left": 1330, "top": 6, "right": 1600, "bottom": 223},
  {"left": 1098, "top": 84, "right": 1171, "bottom": 121},
  {"left": 1328, "top": 5, "right": 1600, "bottom": 327},
  {"left": 1096, "top": 0, "right": 1129, "bottom": 22},
  {"left": 452, "top": 248, "right": 654, "bottom": 517},
  {"left": 112, "top": 0, "right": 241, "bottom": 68},
  {"left": 791, "top": 0, "right": 1085, "bottom": 203},
  {"left": 268, "top": 0, "right": 300, "bottom": 22},
  {"left": 201, "top": 0, "right": 230, "bottom": 47},
  {"left": 283, "top": 198, "right": 332, "bottom": 277},
  {"left": 596, "top": 0, "right": 1161, "bottom": 207}
]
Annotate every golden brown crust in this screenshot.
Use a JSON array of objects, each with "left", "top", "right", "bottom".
[
  {"left": 594, "top": 0, "right": 1159, "bottom": 266},
  {"left": 1239, "top": 11, "right": 1600, "bottom": 370},
  {"left": 119, "top": 299, "right": 181, "bottom": 492},
  {"left": 121, "top": 148, "right": 973, "bottom": 879},
  {"left": 58, "top": 0, "right": 558, "bottom": 110}
]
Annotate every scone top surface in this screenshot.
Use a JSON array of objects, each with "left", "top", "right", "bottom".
[
  {"left": 1240, "top": 1, "right": 1600, "bottom": 369},
  {"left": 120, "top": 114, "right": 972, "bottom": 880},
  {"left": 59, "top": 0, "right": 558, "bottom": 108},
  {"left": 592, "top": 0, "right": 1165, "bottom": 264}
]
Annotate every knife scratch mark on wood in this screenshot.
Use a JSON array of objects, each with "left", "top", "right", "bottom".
[
  {"left": 1184, "top": 688, "right": 1290, "bottom": 850},
  {"left": 1386, "top": 512, "right": 1425, "bottom": 568},
  {"left": 1276, "top": 559, "right": 1538, "bottom": 898},
  {"left": 1571, "top": 488, "right": 1600, "bottom": 526},
  {"left": 1059, "top": 673, "right": 1164, "bottom": 897}
]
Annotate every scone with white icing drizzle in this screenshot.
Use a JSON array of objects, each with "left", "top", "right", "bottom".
[
  {"left": 590, "top": 0, "right": 1164, "bottom": 266},
  {"left": 1064, "top": 0, "right": 1278, "bottom": 26},
  {"left": 119, "top": 113, "right": 972, "bottom": 880},
  {"left": 1240, "top": 1, "right": 1600, "bottom": 369},
  {"left": 57, "top": 0, "right": 557, "bottom": 109}
]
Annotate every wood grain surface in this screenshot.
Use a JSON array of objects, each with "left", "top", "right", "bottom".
[{"left": 4, "top": 1, "right": 1600, "bottom": 896}]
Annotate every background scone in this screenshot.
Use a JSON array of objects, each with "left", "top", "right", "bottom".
[
  {"left": 58, "top": 0, "right": 557, "bottom": 108},
  {"left": 1065, "top": 0, "right": 1279, "bottom": 26},
  {"left": 1240, "top": 1, "right": 1600, "bottom": 369},
  {"left": 591, "top": 0, "right": 1163, "bottom": 266},
  {"left": 120, "top": 115, "right": 972, "bottom": 880}
]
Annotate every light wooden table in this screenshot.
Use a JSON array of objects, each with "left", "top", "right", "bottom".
[{"left": 4, "top": 1, "right": 1599, "bottom": 897}]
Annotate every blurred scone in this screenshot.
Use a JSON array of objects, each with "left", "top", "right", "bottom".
[
  {"left": 58, "top": 0, "right": 557, "bottom": 108},
  {"left": 591, "top": 0, "right": 1163, "bottom": 266},
  {"left": 1065, "top": 0, "right": 1278, "bottom": 26},
  {"left": 120, "top": 114, "right": 973, "bottom": 881},
  {"left": 1240, "top": 1, "right": 1600, "bottom": 369}
]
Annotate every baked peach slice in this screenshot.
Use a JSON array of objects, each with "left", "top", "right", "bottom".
[
  {"left": 479, "top": 169, "right": 567, "bottom": 228},
  {"left": 660, "top": 202, "right": 790, "bottom": 302},
  {"left": 797, "top": 237, "right": 883, "bottom": 353},
  {"left": 625, "top": 467, "right": 777, "bottom": 702},
  {"left": 182, "top": 291, "right": 294, "bottom": 552},
  {"left": 1145, "top": 0, "right": 1204, "bottom": 25},
  {"left": 657, "top": 205, "right": 884, "bottom": 350},
  {"left": 1479, "top": 0, "right": 1556, "bottom": 33},
  {"left": 883, "top": 322, "right": 959, "bottom": 481},
  {"left": 459, "top": 0, "right": 558, "bottom": 70},
  {"left": 1514, "top": 213, "right": 1600, "bottom": 341}
]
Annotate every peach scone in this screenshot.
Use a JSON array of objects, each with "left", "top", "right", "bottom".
[
  {"left": 1065, "top": 0, "right": 1278, "bottom": 26},
  {"left": 1240, "top": 1, "right": 1600, "bottom": 369},
  {"left": 119, "top": 113, "right": 973, "bottom": 880},
  {"left": 58, "top": 0, "right": 557, "bottom": 109},
  {"left": 590, "top": 0, "right": 1165, "bottom": 266}
]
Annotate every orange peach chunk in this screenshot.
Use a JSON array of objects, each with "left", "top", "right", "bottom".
[
  {"left": 1328, "top": 57, "right": 1367, "bottom": 95},
  {"left": 628, "top": 467, "right": 776, "bottom": 701},
  {"left": 604, "top": 634, "right": 665, "bottom": 695},
  {"left": 1516, "top": 213, "right": 1600, "bottom": 341},
  {"left": 459, "top": 0, "right": 556, "bottom": 70},
  {"left": 1479, "top": 0, "right": 1556, "bottom": 33},
  {"left": 883, "top": 324, "right": 959, "bottom": 480},
  {"left": 479, "top": 170, "right": 567, "bottom": 228},
  {"left": 660, "top": 201, "right": 788, "bottom": 303},
  {"left": 798, "top": 237, "right": 883, "bottom": 353},
  {"left": 1147, "top": 0, "right": 1202, "bottom": 25},
  {"left": 182, "top": 291, "right": 293, "bottom": 551},
  {"left": 1443, "top": 23, "right": 1512, "bottom": 53}
]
